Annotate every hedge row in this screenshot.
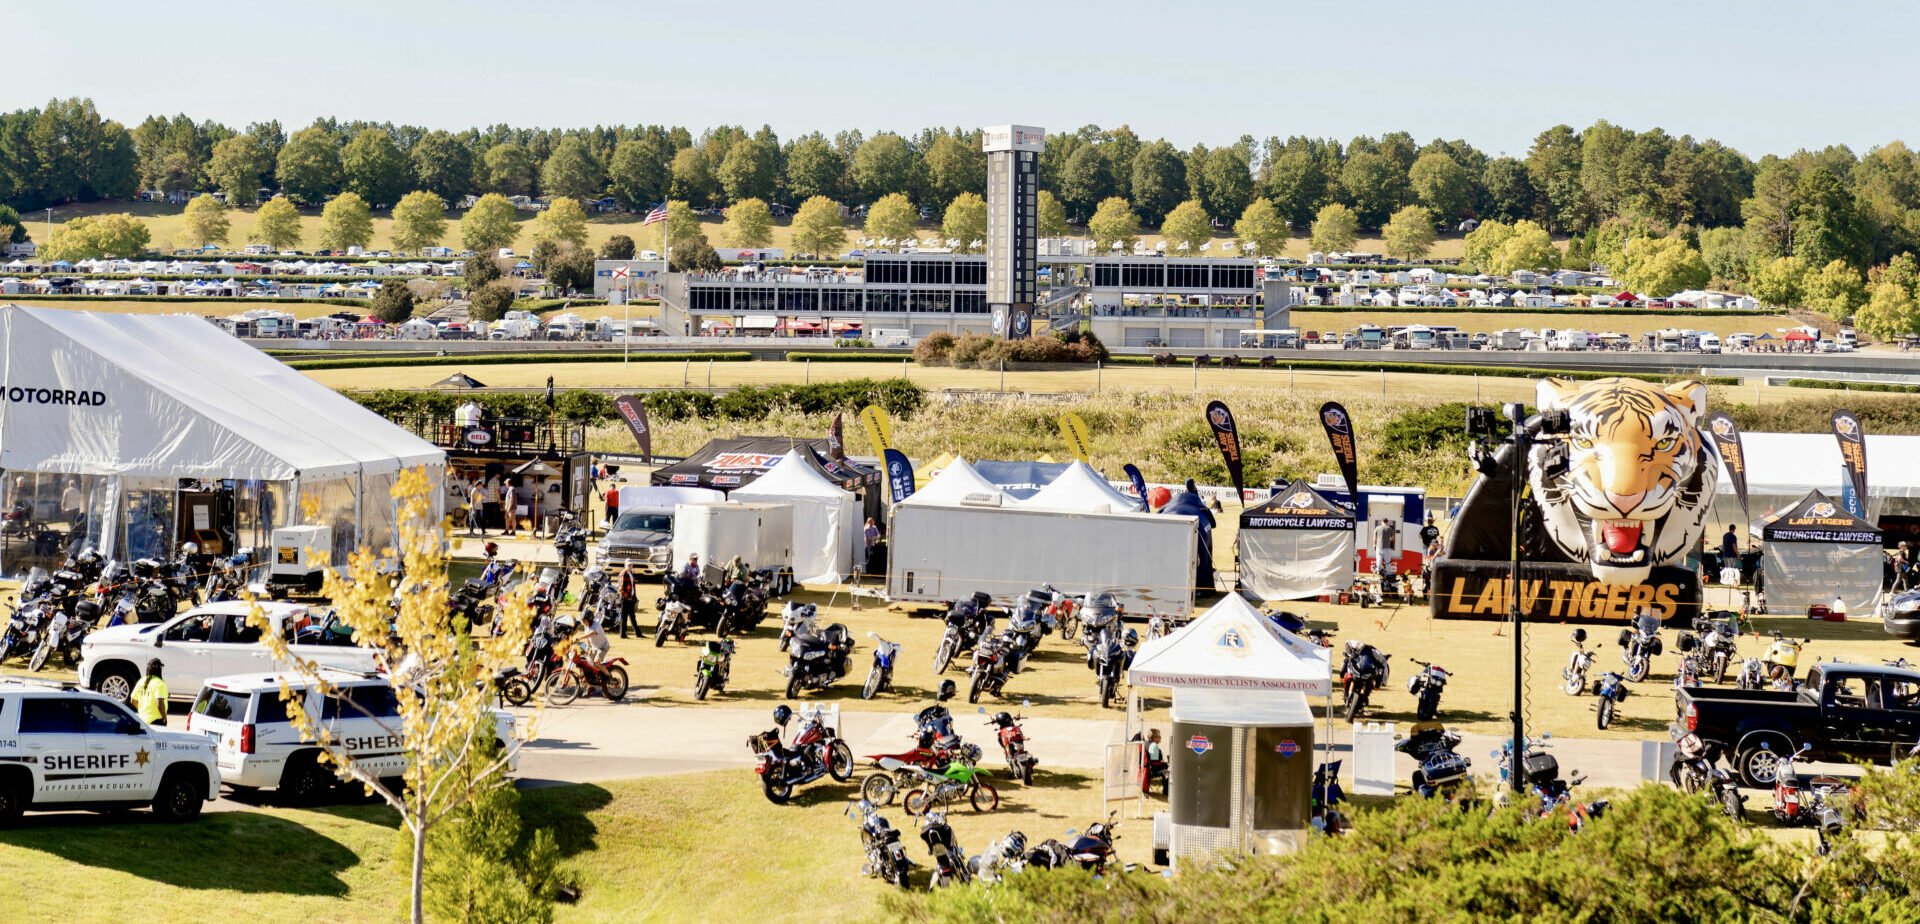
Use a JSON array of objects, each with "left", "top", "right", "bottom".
[
  {"left": 1102, "top": 354, "right": 1739, "bottom": 384},
  {"left": 345, "top": 378, "right": 927, "bottom": 426},
  {"left": 1783, "top": 378, "right": 1920, "bottom": 394},
  {"left": 350, "top": 388, "right": 618, "bottom": 424},
  {"left": 285, "top": 351, "right": 753, "bottom": 370},
  {"left": 783, "top": 350, "right": 909, "bottom": 362}
]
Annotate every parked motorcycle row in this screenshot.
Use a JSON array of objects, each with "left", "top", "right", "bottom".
[
  {"left": 0, "top": 544, "right": 257, "bottom": 671},
  {"left": 855, "top": 799, "right": 1131, "bottom": 890},
  {"left": 1560, "top": 611, "right": 1819, "bottom": 731}
]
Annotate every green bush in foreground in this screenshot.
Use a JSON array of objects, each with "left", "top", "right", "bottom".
[{"left": 890, "top": 777, "right": 1920, "bottom": 924}]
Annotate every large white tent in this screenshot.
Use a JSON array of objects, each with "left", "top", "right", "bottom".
[
  {"left": 1715, "top": 431, "right": 1920, "bottom": 520},
  {"left": 732, "top": 448, "right": 859, "bottom": 583},
  {"left": 1129, "top": 593, "right": 1331, "bottom": 699},
  {"left": 901, "top": 457, "right": 1010, "bottom": 507},
  {"left": 0, "top": 305, "right": 443, "bottom": 571},
  {"left": 1020, "top": 461, "right": 1141, "bottom": 513}
]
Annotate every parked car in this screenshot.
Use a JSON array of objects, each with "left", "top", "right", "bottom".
[
  {"left": 79, "top": 602, "right": 380, "bottom": 704},
  {"left": 1884, "top": 588, "right": 1920, "bottom": 640},
  {"left": 0, "top": 680, "right": 219, "bottom": 824},
  {"left": 1676, "top": 662, "right": 1920, "bottom": 787}
]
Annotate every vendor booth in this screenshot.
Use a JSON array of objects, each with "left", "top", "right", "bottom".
[
  {"left": 731, "top": 449, "right": 861, "bottom": 584},
  {"left": 1757, "top": 490, "right": 1884, "bottom": 615},
  {"left": 1713, "top": 431, "right": 1920, "bottom": 544},
  {"left": 650, "top": 436, "right": 881, "bottom": 526},
  {"left": 904, "top": 457, "right": 1010, "bottom": 507},
  {"left": 1237, "top": 480, "right": 1356, "bottom": 601},
  {"left": 0, "top": 306, "right": 444, "bottom": 576},
  {"left": 1127, "top": 594, "right": 1331, "bottom": 863},
  {"left": 1018, "top": 461, "right": 1141, "bottom": 514}
]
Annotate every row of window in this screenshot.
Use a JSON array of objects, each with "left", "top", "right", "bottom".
[
  {"left": 864, "top": 261, "right": 989, "bottom": 286},
  {"left": 686, "top": 287, "right": 988, "bottom": 314},
  {"left": 1090, "top": 263, "right": 1257, "bottom": 291}
]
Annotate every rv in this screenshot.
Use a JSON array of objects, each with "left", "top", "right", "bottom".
[
  {"left": 1550, "top": 329, "right": 1590, "bottom": 351},
  {"left": 1404, "top": 325, "right": 1436, "bottom": 350},
  {"left": 1491, "top": 328, "right": 1527, "bottom": 351},
  {"left": 1837, "top": 327, "right": 1858, "bottom": 349},
  {"left": 1356, "top": 325, "right": 1385, "bottom": 349},
  {"left": 1697, "top": 333, "right": 1722, "bottom": 354}
]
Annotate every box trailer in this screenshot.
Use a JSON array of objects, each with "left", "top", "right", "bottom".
[
  {"left": 670, "top": 502, "right": 794, "bottom": 582},
  {"left": 886, "top": 503, "right": 1198, "bottom": 617}
]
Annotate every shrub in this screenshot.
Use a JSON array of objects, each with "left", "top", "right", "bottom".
[
  {"left": 912, "top": 332, "right": 956, "bottom": 365},
  {"left": 948, "top": 333, "right": 997, "bottom": 368}
]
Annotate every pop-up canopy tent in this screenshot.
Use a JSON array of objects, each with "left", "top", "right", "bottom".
[
  {"left": 0, "top": 305, "right": 444, "bottom": 574},
  {"left": 902, "top": 457, "right": 1009, "bottom": 507},
  {"left": 1127, "top": 593, "right": 1330, "bottom": 861},
  {"left": 1019, "top": 461, "right": 1139, "bottom": 513},
  {"left": 732, "top": 449, "right": 860, "bottom": 583},
  {"left": 1161, "top": 481, "right": 1215, "bottom": 592},
  {"left": 973, "top": 460, "right": 1068, "bottom": 500},
  {"left": 1757, "top": 489, "right": 1884, "bottom": 614},
  {"left": 650, "top": 436, "right": 881, "bottom": 525},
  {"left": 1238, "top": 479, "right": 1356, "bottom": 601}
]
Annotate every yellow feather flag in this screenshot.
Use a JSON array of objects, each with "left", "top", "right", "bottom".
[
  {"left": 858, "top": 404, "right": 895, "bottom": 454},
  {"left": 1058, "top": 412, "right": 1092, "bottom": 463}
]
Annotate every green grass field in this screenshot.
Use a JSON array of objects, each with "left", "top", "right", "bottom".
[{"left": 39, "top": 199, "right": 1466, "bottom": 263}]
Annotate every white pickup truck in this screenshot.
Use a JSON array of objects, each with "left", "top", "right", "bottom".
[
  {"left": 78, "top": 602, "right": 381, "bottom": 704},
  {"left": 0, "top": 680, "right": 219, "bottom": 824}
]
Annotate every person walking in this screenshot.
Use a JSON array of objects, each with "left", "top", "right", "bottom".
[
  {"left": 1372, "top": 518, "right": 1397, "bottom": 575},
  {"left": 618, "top": 562, "right": 641, "bottom": 638},
  {"left": 466, "top": 476, "right": 486, "bottom": 536},
  {"left": 132, "top": 658, "right": 169, "bottom": 727},
  {"left": 604, "top": 481, "right": 621, "bottom": 524}
]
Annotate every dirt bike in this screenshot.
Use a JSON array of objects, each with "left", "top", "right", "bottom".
[
  {"left": 545, "top": 647, "right": 631, "bottom": 705},
  {"left": 861, "top": 740, "right": 981, "bottom": 806},
  {"left": 903, "top": 760, "right": 999, "bottom": 815},
  {"left": 694, "top": 639, "right": 734, "bottom": 701}
]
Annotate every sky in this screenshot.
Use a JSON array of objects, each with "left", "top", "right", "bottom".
[{"left": 9, "top": 0, "right": 1919, "bottom": 158}]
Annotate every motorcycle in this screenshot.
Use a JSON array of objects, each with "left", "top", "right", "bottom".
[
  {"left": 1340, "top": 640, "right": 1393, "bottom": 722},
  {"left": 1617, "top": 611, "right": 1662, "bottom": 682},
  {"left": 1067, "top": 813, "right": 1127, "bottom": 874},
  {"left": 202, "top": 548, "right": 256, "bottom": 603},
  {"left": 1407, "top": 658, "right": 1449, "bottom": 721},
  {"left": 1000, "top": 603, "right": 1047, "bottom": 675},
  {"left": 1397, "top": 724, "right": 1471, "bottom": 798},
  {"left": 553, "top": 509, "right": 588, "bottom": 570},
  {"left": 1766, "top": 742, "right": 1849, "bottom": 855},
  {"left": 862, "top": 632, "right": 899, "bottom": 700},
  {"left": 527, "top": 566, "right": 569, "bottom": 622},
  {"left": 1496, "top": 735, "right": 1587, "bottom": 816},
  {"left": 854, "top": 801, "right": 914, "bottom": 888},
  {"left": 1763, "top": 631, "right": 1808, "bottom": 689},
  {"left": 784, "top": 622, "right": 854, "bottom": 698},
  {"left": 1045, "top": 587, "right": 1084, "bottom": 642},
  {"left": 919, "top": 811, "right": 972, "bottom": 887},
  {"left": 902, "top": 760, "right": 999, "bottom": 815},
  {"left": 967, "top": 633, "right": 1011, "bottom": 703},
  {"left": 1563, "top": 629, "right": 1595, "bottom": 695},
  {"left": 1670, "top": 729, "right": 1746, "bottom": 824},
  {"left": 862, "top": 739, "right": 981, "bottom": 806},
  {"left": 967, "top": 830, "right": 1029, "bottom": 884},
  {"left": 1092, "top": 627, "right": 1137, "bottom": 709},
  {"left": 1593, "top": 670, "right": 1629, "bottom": 730},
  {"left": 989, "top": 711, "right": 1038, "bottom": 785},
  {"left": 1697, "top": 612, "right": 1741, "bottom": 685},
  {"left": 777, "top": 601, "right": 816, "bottom": 653},
  {"left": 933, "top": 593, "right": 994, "bottom": 675},
  {"left": 1735, "top": 655, "right": 1766, "bottom": 690},
  {"left": 654, "top": 598, "right": 692, "bottom": 647},
  {"left": 29, "top": 601, "right": 94, "bottom": 671},
  {"left": 694, "top": 639, "right": 734, "bottom": 700},
  {"left": 449, "top": 576, "right": 498, "bottom": 628},
  {"left": 1077, "top": 592, "right": 1121, "bottom": 665},
  {"left": 750, "top": 704, "right": 855, "bottom": 804},
  {"left": 0, "top": 601, "right": 48, "bottom": 664},
  {"left": 544, "top": 646, "right": 630, "bottom": 705}
]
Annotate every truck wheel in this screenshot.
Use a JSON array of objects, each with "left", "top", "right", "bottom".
[
  {"left": 92, "top": 663, "right": 138, "bottom": 703},
  {"left": 1737, "top": 742, "right": 1787, "bottom": 788},
  {"left": 282, "top": 756, "right": 335, "bottom": 805},
  {"left": 152, "top": 768, "right": 205, "bottom": 822},
  {"left": 0, "top": 774, "right": 24, "bottom": 824}
]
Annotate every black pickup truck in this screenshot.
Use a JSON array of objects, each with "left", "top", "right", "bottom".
[{"left": 1676, "top": 662, "right": 1920, "bottom": 787}]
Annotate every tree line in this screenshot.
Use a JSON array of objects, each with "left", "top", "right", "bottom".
[{"left": 5, "top": 99, "right": 1920, "bottom": 334}]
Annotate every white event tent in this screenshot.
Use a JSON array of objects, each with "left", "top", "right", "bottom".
[
  {"left": 731, "top": 448, "right": 859, "bottom": 583},
  {"left": 1019, "top": 461, "right": 1141, "bottom": 513},
  {"left": 0, "top": 305, "right": 444, "bottom": 574},
  {"left": 1128, "top": 593, "right": 1332, "bottom": 698},
  {"left": 1714, "top": 431, "right": 1920, "bottom": 521},
  {"left": 902, "top": 457, "right": 1010, "bottom": 507}
]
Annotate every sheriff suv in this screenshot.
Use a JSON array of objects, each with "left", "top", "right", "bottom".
[
  {"left": 0, "top": 680, "right": 219, "bottom": 824},
  {"left": 187, "top": 671, "right": 519, "bottom": 803}
]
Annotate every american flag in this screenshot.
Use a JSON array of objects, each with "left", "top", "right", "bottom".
[{"left": 642, "top": 203, "right": 668, "bottom": 225}]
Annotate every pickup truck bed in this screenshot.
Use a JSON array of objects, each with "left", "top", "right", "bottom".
[{"left": 1677, "top": 663, "right": 1920, "bottom": 787}]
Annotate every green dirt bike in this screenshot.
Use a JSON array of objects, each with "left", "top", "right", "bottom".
[
  {"left": 902, "top": 760, "right": 999, "bottom": 815},
  {"left": 694, "top": 639, "right": 734, "bottom": 701}
]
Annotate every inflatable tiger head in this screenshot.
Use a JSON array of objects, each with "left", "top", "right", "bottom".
[{"left": 1529, "top": 377, "right": 1720, "bottom": 584}]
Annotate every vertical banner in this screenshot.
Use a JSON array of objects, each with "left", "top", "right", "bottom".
[
  {"left": 1831, "top": 409, "right": 1869, "bottom": 519},
  {"left": 1123, "top": 463, "right": 1150, "bottom": 511},
  {"left": 1317, "top": 401, "right": 1360, "bottom": 504},
  {"left": 1204, "top": 400, "right": 1245, "bottom": 500},
  {"left": 612, "top": 394, "right": 653, "bottom": 463},
  {"left": 1703, "top": 411, "right": 1751, "bottom": 523},
  {"left": 859, "top": 404, "right": 895, "bottom": 455},
  {"left": 827, "top": 412, "right": 848, "bottom": 461},
  {"left": 882, "top": 448, "right": 915, "bottom": 504},
  {"left": 1058, "top": 412, "right": 1093, "bottom": 463}
]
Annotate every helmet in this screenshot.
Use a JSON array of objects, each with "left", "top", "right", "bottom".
[
  {"left": 1572, "top": 628, "right": 1587, "bottom": 643},
  {"left": 180, "top": 541, "right": 199, "bottom": 557},
  {"left": 772, "top": 705, "right": 793, "bottom": 726},
  {"left": 484, "top": 541, "right": 499, "bottom": 557},
  {"left": 1124, "top": 628, "right": 1139, "bottom": 646},
  {"left": 938, "top": 679, "right": 957, "bottom": 702},
  {"left": 1005, "top": 831, "right": 1027, "bottom": 854},
  {"left": 993, "top": 711, "right": 1013, "bottom": 727},
  {"left": 1345, "top": 639, "right": 1362, "bottom": 654}
]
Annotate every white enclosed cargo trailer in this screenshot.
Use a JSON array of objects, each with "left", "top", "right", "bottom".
[
  {"left": 670, "top": 502, "right": 793, "bottom": 582},
  {"left": 885, "top": 502, "right": 1199, "bottom": 617}
]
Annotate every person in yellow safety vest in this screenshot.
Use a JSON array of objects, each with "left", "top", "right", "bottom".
[{"left": 132, "top": 658, "right": 169, "bottom": 726}]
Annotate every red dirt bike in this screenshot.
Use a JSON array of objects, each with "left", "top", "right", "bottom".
[
  {"left": 859, "top": 737, "right": 981, "bottom": 805},
  {"left": 545, "top": 646, "right": 631, "bottom": 705},
  {"left": 990, "top": 711, "right": 1038, "bottom": 785}
]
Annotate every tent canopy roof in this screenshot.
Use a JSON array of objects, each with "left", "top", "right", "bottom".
[
  {"left": 0, "top": 305, "right": 441, "bottom": 481},
  {"left": 1758, "top": 489, "right": 1882, "bottom": 544},
  {"left": 732, "top": 448, "right": 853, "bottom": 499},
  {"left": 972, "top": 459, "right": 1068, "bottom": 499},
  {"left": 902, "top": 457, "right": 1010, "bottom": 507},
  {"left": 649, "top": 437, "right": 876, "bottom": 492},
  {"left": 1241, "top": 479, "right": 1356, "bottom": 529},
  {"left": 1128, "top": 593, "right": 1331, "bottom": 695},
  {"left": 1020, "top": 461, "right": 1139, "bottom": 513}
]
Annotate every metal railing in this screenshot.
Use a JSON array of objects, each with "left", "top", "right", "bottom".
[{"left": 385, "top": 415, "right": 587, "bottom": 454}]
